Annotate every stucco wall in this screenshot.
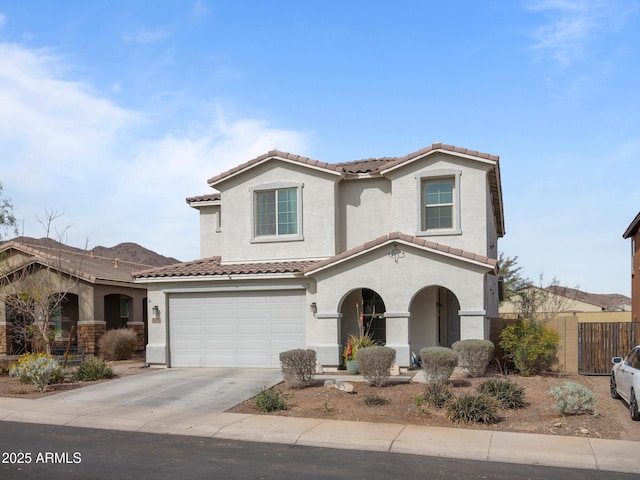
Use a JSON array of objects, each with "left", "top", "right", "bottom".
[
  {"left": 197, "top": 205, "right": 221, "bottom": 258},
  {"left": 337, "top": 177, "right": 392, "bottom": 251},
  {"left": 385, "top": 152, "right": 494, "bottom": 254},
  {"left": 215, "top": 161, "right": 340, "bottom": 262}
]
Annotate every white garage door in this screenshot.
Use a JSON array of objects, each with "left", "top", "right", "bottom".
[{"left": 169, "top": 290, "right": 306, "bottom": 367}]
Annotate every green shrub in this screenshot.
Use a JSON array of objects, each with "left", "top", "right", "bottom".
[
  {"left": 364, "top": 394, "right": 390, "bottom": 406},
  {"left": 423, "top": 381, "right": 454, "bottom": 408},
  {"left": 98, "top": 329, "right": 138, "bottom": 361},
  {"left": 279, "top": 349, "right": 316, "bottom": 389},
  {"left": 356, "top": 346, "right": 396, "bottom": 387},
  {"left": 9, "top": 353, "right": 62, "bottom": 392},
  {"left": 477, "top": 378, "right": 525, "bottom": 409},
  {"left": 549, "top": 381, "right": 597, "bottom": 416},
  {"left": 420, "top": 347, "right": 458, "bottom": 385},
  {"left": 499, "top": 320, "right": 560, "bottom": 376},
  {"left": 255, "top": 386, "right": 289, "bottom": 413},
  {"left": 452, "top": 339, "right": 494, "bottom": 377},
  {"left": 446, "top": 393, "right": 499, "bottom": 424},
  {"left": 73, "top": 358, "right": 114, "bottom": 381}
]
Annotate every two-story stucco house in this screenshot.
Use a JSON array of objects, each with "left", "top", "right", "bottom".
[{"left": 134, "top": 143, "right": 505, "bottom": 369}]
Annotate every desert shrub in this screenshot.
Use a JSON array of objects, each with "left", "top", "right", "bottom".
[
  {"left": 9, "top": 353, "right": 62, "bottom": 392},
  {"left": 446, "top": 393, "right": 499, "bottom": 424},
  {"left": 98, "top": 328, "right": 138, "bottom": 361},
  {"left": 549, "top": 381, "right": 597, "bottom": 416},
  {"left": 423, "top": 381, "right": 454, "bottom": 408},
  {"left": 73, "top": 357, "right": 114, "bottom": 381},
  {"left": 356, "top": 346, "right": 396, "bottom": 387},
  {"left": 477, "top": 378, "right": 525, "bottom": 409},
  {"left": 364, "top": 394, "right": 390, "bottom": 406},
  {"left": 255, "top": 386, "right": 288, "bottom": 413},
  {"left": 499, "top": 320, "right": 559, "bottom": 376},
  {"left": 452, "top": 339, "right": 494, "bottom": 377},
  {"left": 420, "top": 347, "right": 458, "bottom": 385},
  {"left": 279, "top": 349, "right": 316, "bottom": 389}
]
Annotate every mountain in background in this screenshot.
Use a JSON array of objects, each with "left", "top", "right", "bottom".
[{"left": 6, "top": 236, "right": 181, "bottom": 268}]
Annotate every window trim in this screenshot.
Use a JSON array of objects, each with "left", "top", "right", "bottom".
[
  {"left": 416, "top": 169, "right": 462, "bottom": 236},
  {"left": 250, "top": 182, "right": 304, "bottom": 243}
]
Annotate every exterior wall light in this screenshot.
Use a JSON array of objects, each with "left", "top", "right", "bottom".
[
  {"left": 388, "top": 245, "right": 405, "bottom": 263},
  {"left": 152, "top": 305, "right": 160, "bottom": 319}
]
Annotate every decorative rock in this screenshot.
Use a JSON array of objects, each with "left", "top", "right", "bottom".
[
  {"left": 324, "top": 379, "right": 336, "bottom": 387},
  {"left": 580, "top": 428, "right": 590, "bottom": 435},
  {"left": 335, "top": 381, "right": 354, "bottom": 393},
  {"left": 554, "top": 423, "right": 562, "bottom": 428}
]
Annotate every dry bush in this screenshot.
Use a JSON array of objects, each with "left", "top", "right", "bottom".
[
  {"left": 356, "top": 346, "right": 396, "bottom": 387},
  {"left": 98, "top": 329, "right": 138, "bottom": 361},
  {"left": 279, "top": 349, "right": 316, "bottom": 389}
]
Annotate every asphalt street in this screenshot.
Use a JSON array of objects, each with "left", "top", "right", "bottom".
[{"left": 1, "top": 422, "right": 636, "bottom": 480}]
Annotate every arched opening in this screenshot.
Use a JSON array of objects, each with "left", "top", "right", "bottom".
[
  {"left": 104, "top": 294, "right": 133, "bottom": 330},
  {"left": 7, "top": 292, "right": 79, "bottom": 353},
  {"left": 339, "top": 288, "right": 386, "bottom": 352},
  {"left": 410, "top": 286, "right": 460, "bottom": 353}
]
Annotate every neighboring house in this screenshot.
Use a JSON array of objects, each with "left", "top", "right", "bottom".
[
  {"left": 498, "top": 286, "right": 631, "bottom": 373},
  {"left": 134, "top": 143, "right": 504, "bottom": 368},
  {"left": 0, "top": 240, "right": 156, "bottom": 355},
  {"left": 623, "top": 211, "right": 640, "bottom": 323}
]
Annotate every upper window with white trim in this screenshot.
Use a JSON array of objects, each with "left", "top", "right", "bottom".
[
  {"left": 251, "top": 184, "right": 303, "bottom": 242},
  {"left": 417, "top": 169, "right": 461, "bottom": 236}
]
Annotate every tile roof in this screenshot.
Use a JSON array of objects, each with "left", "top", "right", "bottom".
[
  {"left": 623, "top": 211, "right": 640, "bottom": 239},
  {"left": 200, "top": 143, "right": 504, "bottom": 237},
  {"left": 304, "top": 232, "right": 498, "bottom": 274},
  {"left": 133, "top": 257, "right": 316, "bottom": 279},
  {"left": 207, "top": 150, "right": 340, "bottom": 185},
  {"left": 133, "top": 232, "right": 497, "bottom": 280},
  {"left": 0, "top": 241, "right": 153, "bottom": 285},
  {"left": 186, "top": 193, "right": 221, "bottom": 204}
]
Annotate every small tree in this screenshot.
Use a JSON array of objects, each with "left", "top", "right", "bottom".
[
  {"left": 499, "top": 275, "right": 574, "bottom": 375},
  {"left": 0, "top": 211, "right": 86, "bottom": 354},
  {"left": 498, "top": 253, "right": 528, "bottom": 304},
  {"left": 0, "top": 181, "right": 18, "bottom": 241}
]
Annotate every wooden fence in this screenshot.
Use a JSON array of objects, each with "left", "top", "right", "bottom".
[{"left": 578, "top": 322, "right": 639, "bottom": 375}]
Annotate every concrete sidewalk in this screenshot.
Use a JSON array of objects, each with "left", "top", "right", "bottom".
[{"left": 0, "top": 387, "right": 637, "bottom": 474}]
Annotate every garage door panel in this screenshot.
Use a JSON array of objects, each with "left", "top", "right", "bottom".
[{"left": 169, "top": 290, "right": 305, "bottom": 367}]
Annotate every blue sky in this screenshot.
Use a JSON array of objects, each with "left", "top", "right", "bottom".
[{"left": 0, "top": 1, "right": 638, "bottom": 295}]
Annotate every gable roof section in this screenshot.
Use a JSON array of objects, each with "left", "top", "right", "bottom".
[
  {"left": 304, "top": 232, "right": 498, "bottom": 276},
  {"left": 201, "top": 143, "right": 504, "bottom": 237},
  {"left": 133, "top": 256, "right": 316, "bottom": 279},
  {"left": 623, "top": 211, "right": 640, "bottom": 239},
  {"left": 0, "top": 241, "right": 151, "bottom": 286},
  {"left": 208, "top": 150, "right": 343, "bottom": 186}
]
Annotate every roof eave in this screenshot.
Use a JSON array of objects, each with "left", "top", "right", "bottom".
[
  {"left": 208, "top": 154, "right": 343, "bottom": 188},
  {"left": 304, "top": 237, "right": 497, "bottom": 276},
  {"left": 623, "top": 211, "right": 640, "bottom": 239}
]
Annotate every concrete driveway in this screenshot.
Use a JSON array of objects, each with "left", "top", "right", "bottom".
[{"left": 41, "top": 368, "right": 282, "bottom": 412}]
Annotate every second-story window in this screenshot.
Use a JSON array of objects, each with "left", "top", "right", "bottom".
[
  {"left": 424, "top": 179, "right": 454, "bottom": 229},
  {"left": 416, "top": 169, "right": 461, "bottom": 236},
  {"left": 255, "top": 187, "right": 298, "bottom": 236}
]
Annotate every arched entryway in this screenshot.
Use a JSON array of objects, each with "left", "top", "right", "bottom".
[
  {"left": 339, "top": 288, "right": 386, "bottom": 350},
  {"left": 104, "top": 294, "right": 133, "bottom": 330},
  {"left": 409, "top": 286, "right": 460, "bottom": 354}
]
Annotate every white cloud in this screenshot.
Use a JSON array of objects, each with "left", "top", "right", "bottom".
[
  {"left": 0, "top": 13, "right": 6, "bottom": 30},
  {"left": 526, "top": 0, "right": 602, "bottom": 65},
  {"left": 123, "top": 29, "right": 169, "bottom": 44},
  {"left": 0, "top": 43, "right": 141, "bottom": 192},
  {"left": 0, "top": 41, "right": 308, "bottom": 261}
]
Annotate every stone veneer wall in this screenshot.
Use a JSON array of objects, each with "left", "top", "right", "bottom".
[
  {"left": 126, "top": 322, "right": 145, "bottom": 351},
  {"left": 0, "top": 323, "right": 10, "bottom": 355},
  {"left": 77, "top": 321, "right": 106, "bottom": 355}
]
